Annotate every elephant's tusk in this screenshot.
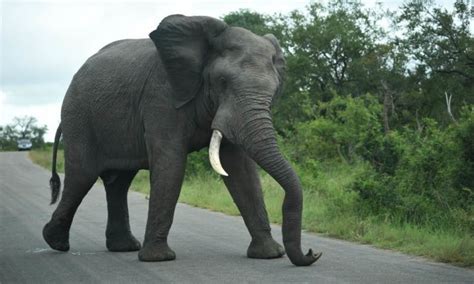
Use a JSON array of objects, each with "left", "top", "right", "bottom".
[{"left": 209, "top": 130, "right": 229, "bottom": 176}]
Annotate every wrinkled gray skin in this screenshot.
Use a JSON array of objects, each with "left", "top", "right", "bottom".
[{"left": 43, "top": 15, "right": 321, "bottom": 266}]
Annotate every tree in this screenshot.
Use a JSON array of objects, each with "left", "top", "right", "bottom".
[
  {"left": 266, "top": 1, "right": 396, "bottom": 133},
  {"left": 221, "top": 1, "right": 473, "bottom": 133},
  {"left": 13, "top": 116, "right": 37, "bottom": 139},
  {"left": 0, "top": 116, "right": 48, "bottom": 150},
  {"left": 0, "top": 125, "right": 19, "bottom": 150},
  {"left": 396, "top": 0, "right": 474, "bottom": 124},
  {"left": 222, "top": 9, "right": 271, "bottom": 36}
]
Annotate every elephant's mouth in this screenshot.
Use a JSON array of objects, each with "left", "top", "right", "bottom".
[{"left": 209, "top": 129, "right": 228, "bottom": 176}]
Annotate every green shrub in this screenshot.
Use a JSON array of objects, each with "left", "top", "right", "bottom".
[
  {"left": 185, "top": 150, "right": 212, "bottom": 178},
  {"left": 290, "top": 93, "right": 383, "bottom": 164},
  {"left": 455, "top": 106, "right": 474, "bottom": 193},
  {"left": 352, "top": 170, "right": 398, "bottom": 216},
  {"left": 285, "top": 93, "right": 472, "bottom": 233},
  {"left": 291, "top": 118, "right": 342, "bottom": 161},
  {"left": 351, "top": 113, "right": 473, "bottom": 231}
]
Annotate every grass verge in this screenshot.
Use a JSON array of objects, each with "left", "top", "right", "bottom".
[{"left": 29, "top": 148, "right": 474, "bottom": 267}]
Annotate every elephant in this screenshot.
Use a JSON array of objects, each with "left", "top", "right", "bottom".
[{"left": 42, "top": 14, "right": 321, "bottom": 266}]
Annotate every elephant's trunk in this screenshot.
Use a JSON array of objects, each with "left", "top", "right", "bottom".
[{"left": 210, "top": 108, "right": 321, "bottom": 266}]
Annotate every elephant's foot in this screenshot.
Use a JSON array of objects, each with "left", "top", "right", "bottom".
[
  {"left": 106, "top": 233, "right": 141, "bottom": 252},
  {"left": 247, "top": 237, "right": 285, "bottom": 259},
  {"left": 42, "top": 221, "right": 70, "bottom": 251},
  {"left": 138, "top": 242, "right": 176, "bottom": 262}
]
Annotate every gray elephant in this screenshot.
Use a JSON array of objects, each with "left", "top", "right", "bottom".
[{"left": 43, "top": 15, "right": 321, "bottom": 266}]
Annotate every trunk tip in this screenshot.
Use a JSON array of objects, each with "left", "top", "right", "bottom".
[
  {"left": 306, "top": 249, "right": 322, "bottom": 260},
  {"left": 300, "top": 249, "right": 322, "bottom": 266},
  {"left": 289, "top": 248, "right": 322, "bottom": 266}
]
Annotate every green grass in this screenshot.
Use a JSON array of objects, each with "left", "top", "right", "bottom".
[
  {"left": 29, "top": 147, "right": 474, "bottom": 267},
  {"left": 29, "top": 147, "right": 64, "bottom": 172}
]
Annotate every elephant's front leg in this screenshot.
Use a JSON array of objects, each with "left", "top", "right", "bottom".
[
  {"left": 220, "top": 144, "right": 285, "bottom": 259},
  {"left": 138, "top": 138, "right": 186, "bottom": 262}
]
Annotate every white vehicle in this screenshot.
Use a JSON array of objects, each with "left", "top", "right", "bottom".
[{"left": 17, "top": 138, "right": 32, "bottom": 151}]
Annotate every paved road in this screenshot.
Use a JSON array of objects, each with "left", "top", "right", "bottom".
[{"left": 1, "top": 152, "right": 472, "bottom": 283}]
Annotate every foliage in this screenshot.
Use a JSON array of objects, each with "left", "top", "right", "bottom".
[
  {"left": 351, "top": 109, "right": 474, "bottom": 233},
  {"left": 271, "top": 1, "right": 399, "bottom": 132},
  {"left": 185, "top": 150, "right": 212, "bottom": 178},
  {"left": 220, "top": 1, "right": 474, "bottom": 265},
  {"left": 222, "top": 9, "right": 273, "bottom": 36},
  {"left": 455, "top": 106, "right": 474, "bottom": 191},
  {"left": 395, "top": 0, "right": 474, "bottom": 124},
  {"left": 0, "top": 116, "right": 48, "bottom": 150},
  {"left": 286, "top": 92, "right": 473, "bottom": 231},
  {"left": 288, "top": 94, "right": 383, "bottom": 164}
]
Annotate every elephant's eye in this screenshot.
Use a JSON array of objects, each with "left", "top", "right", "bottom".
[
  {"left": 218, "top": 76, "right": 227, "bottom": 89},
  {"left": 272, "top": 54, "right": 276, "bottom": 64}
]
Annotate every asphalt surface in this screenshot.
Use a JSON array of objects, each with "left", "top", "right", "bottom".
[{"left": 1, "top": 152, "right": 473, "bottom": 283}]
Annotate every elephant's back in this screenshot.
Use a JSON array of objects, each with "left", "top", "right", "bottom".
[
  {"left": 89, "top": 38, "right": 157, "bottom": 69},
  {"left": 67, "top": 39, "right": 158, "bottom": 97},
  {"left": 63, "top": 39, "right": 160, "bottom": 108},
  {"left": 62, "top": 38, "right": 158, "bottom": 129},
  {"left": 60, "top": 39, "right": 163, "bottom": 164}
]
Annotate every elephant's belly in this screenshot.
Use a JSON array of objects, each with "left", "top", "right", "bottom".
[
  {"left": 94, "top": 127, "right": 148, "bottom": 169},
  {"left": 101, "top": 157, "right": 149, "bottom": 171},
  {"left": 90, "top": 114, "right": 148, "bottom": 171}
]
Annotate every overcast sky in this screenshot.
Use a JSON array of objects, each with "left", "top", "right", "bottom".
[{"left": 0, "top": 0, "right": 456, "bottom": 141}]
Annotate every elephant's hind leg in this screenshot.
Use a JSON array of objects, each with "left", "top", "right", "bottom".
[
  {"left": 43, "top": 169, "right": 97, "bottom": 251},
  {"left": 101, "top": 170, "right": 141, "bottom": 252}
]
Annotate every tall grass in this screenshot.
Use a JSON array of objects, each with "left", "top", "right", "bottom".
[
  {"left": 29, "top": 148, "right": 64, "bottom": 172},
  {"left": 29, "top": 148, "right": 473, "bottom": 266}
]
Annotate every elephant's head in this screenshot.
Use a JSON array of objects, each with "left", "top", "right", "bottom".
[{"left": 149, "top": 15, "right": 320, "bottom": 266}]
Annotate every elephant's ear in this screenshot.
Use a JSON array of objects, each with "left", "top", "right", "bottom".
[
  {"left": 264, "top": 34, "right": 286, "bottom": 101},
  {"left": 149, "top": 15, "right": 227, "bottom": 108}
]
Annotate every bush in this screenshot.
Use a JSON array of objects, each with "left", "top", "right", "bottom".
[
  {"left": 455, "top": 106, "right": 474, "bottom": 193},
  {"left": 185, "top": 150, "right": 212, "bottom": 178},
  {"left": 351, "top": 113, "right": 473, "bottom": 231},
  {"left": 284, "top": 93, "right": 472, "bottom": 233},
  {"left": 352, "top": 170, "right": 398, "bottom": 216},
  {"left": 289, "top": 93, "right": 383, "bottom": 164}
]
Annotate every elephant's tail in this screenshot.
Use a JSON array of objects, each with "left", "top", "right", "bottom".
[{"left": 49, "top": 123, "right": 62, "bottom": 205}]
